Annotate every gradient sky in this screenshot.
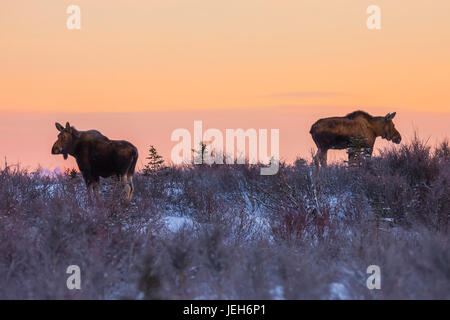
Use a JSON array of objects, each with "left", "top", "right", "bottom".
[{"left": 1, "top": 1, "right": 449, "bottom": 170}]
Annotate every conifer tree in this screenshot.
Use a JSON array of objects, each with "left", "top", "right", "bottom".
[
  {"left": 143, "top": 145, "right": 164, "bottom": 175},
  {"left": 192, "top": 141, "right": 208, "bottom": 164}
]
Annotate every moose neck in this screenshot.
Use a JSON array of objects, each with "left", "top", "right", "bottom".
[
  {"left": 371, "top": 117, "right": 386, "bottom": 137},
  {"left": 67, "top": 129, "right": 81, "bottom": 156}
]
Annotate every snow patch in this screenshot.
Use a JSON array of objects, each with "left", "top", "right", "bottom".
[
  {"left": 329, "top": 282, "right": 350, "bottom": 300},
  {"left": 163, "top": 216, "right": 194, "bottom": 233},
  {"left": 270, "top": 285, "right": 285, "bottom": 300}
]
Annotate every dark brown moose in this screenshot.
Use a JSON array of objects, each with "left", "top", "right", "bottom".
[
  {"left": 310, "top": 111, "right": 401, "bottom": 166},
  {"left": 51, "top": 122, "right": 138, "bottom": 202}
]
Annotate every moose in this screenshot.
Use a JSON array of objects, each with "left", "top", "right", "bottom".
[
  {"left": 51, "top": 122, "right": 138, "bottom": 202},
  {"left": 310, "top": 111, "right": 402, "bottom": 166}
]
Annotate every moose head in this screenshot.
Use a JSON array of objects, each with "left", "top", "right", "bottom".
[
  {"left": 51, "top": 122, "right": 76, "bottom": 160},
  {"left": 380, "top": 112, "right": 402, "bottom": 144}
]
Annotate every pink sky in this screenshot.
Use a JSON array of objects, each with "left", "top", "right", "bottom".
[
  {"left": 1, "top": 1, "right": 449, "bottom": 170},
  {"left": 1, "top": 107, "right": 448, "bottom": 171}
]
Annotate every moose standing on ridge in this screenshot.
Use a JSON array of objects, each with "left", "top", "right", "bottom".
[
  {"left": 310, "top": 111, "right": 402, "bottom": 166},
  {"left": 51, "top": 122, "right": 138, "bottom": 202}
]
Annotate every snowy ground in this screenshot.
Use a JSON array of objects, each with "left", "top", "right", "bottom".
[{"left": 1, "top": 142, "right": 449, "bottom": 299}]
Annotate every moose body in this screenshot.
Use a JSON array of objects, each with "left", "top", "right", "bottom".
[
  {"left": 310, "top": 111, "right": 401, "bottom": 166},
  {"left": 51, "top": 122, "right": 138, "bottom": 201}
]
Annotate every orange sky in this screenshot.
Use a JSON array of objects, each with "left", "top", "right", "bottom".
[{"left": 1, "top": 1, "right": 449, "bottom": 169}]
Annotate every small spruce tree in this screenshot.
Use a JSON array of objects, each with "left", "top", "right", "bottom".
[
  {"left": 346, "top": 136, "right": 371, "bottom": 167},
  {"left": 143, "top": 145, "right": 165, "bottom": 176},
  {"left": 192, "top": 141, "right": 208, "bottom": 164},
  {"left": 65, "top": 168, "right": 78, "bottom": 179}
]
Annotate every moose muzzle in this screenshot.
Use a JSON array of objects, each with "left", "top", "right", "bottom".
[
  {"left": 393, "top": 136, "right": 402, "bottom": 144},
  {"left": 52, "top": 145, "right": 68, "bottom": 159},
  {"left": 51, "top": 145, "right": 62, "bottom": 155}
]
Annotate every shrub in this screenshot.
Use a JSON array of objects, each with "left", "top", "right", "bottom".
[{"left": 0, "top": 137, "right": 448, "bottom": 299}]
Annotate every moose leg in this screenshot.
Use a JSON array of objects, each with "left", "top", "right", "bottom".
[
  {"left": 127, "top": 175, "right": 134, "bottom": 200},
  {"left": 313, "top": 149, "right": 320, "bottom": 167},
  {"left": 314, "top": 148, "right": 326, "bottom": 167},
  {"left": 348, "top": 150, "right": 357, "bottom": 166},
  {"left": 318, "top": 148, "right": 328, "bottom": 167},
  {"left": 91, "top": 177, "right": 100, "bottom": 201},
  {"left": 86, "top": 182, "right": 95, "bottom": 203},
  {"left": 82, "top": 171, "right": 96, "bottom": 203},
  {"left": 85, "top": 180, "right": 99, "bottom": 203},
  {"left": 121, "top": 174, "right": 132, "bottom": 202}
]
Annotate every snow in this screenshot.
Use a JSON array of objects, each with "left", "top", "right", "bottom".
[
  {"left": 163, "top": 216, "right": 194, "bottom": 233},
  {"left": 328, "top": 282, "right": 350, "bottom": 300},
  {"left": 270, "top": 285, "right": 285, "bottom": 300},
  {"left": 34, "top": 167, "right": 63, "bottom": 178}
]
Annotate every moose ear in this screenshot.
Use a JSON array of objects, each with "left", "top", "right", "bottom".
[
  {"left": 55, "top": 122, "right": 64, "bottom": 132},
  {"left": 385, "top": 112, "right": 396, "bottom": 121},
  {"left": 65, "top": 122, "right": 71, "bottom": 130}
]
